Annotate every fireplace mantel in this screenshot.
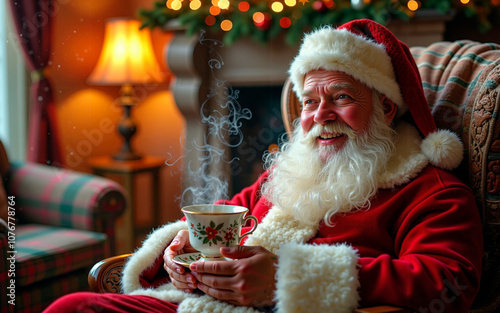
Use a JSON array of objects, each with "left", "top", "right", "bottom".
[{"left": 165, "top": 16, "right": 449, "bottom": 197}]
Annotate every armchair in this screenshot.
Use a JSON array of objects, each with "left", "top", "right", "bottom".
[
  {"left": 0, "top": 140, "right": 126, "bottom": 313},
  {"left": 88, "top": 39, "right": 500, "bottom": 312}
]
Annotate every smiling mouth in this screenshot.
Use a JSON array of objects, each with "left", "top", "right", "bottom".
[{"left": 318, "top": 132, "right": 344, "bottom": 140}]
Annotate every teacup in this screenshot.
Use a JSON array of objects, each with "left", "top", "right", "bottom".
[{"left": 181, "top": 204, "right": 258, "bottom": 261}]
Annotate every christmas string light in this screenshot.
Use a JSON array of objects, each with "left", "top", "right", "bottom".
[
  {"left": 139, "top": 0, "right": 500, "bottom": 46},
  {"left": 407, "top": 0, "right": 419, "bottom": 11}
]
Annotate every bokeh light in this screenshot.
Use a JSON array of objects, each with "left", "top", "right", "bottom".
[
  {"left": 268, "top": 143, "right": 279, "bottom": 153},
  {"left": 285, "top": 0, "right": 297, "bottom": 6},
  {"left": 205, "top": 15, "right": 216, "bottom": 26},
  {"left": 221, "top": 19, "right": 233, "bottom": 31},
  {"left": 171, "top": 0, "right": 183, "bottom": 10},
  {"left": 324, "top": 0, "right": 335, "bottom": 8},
  {"left": 190, "top": 0, "right": 202, "bottom": 10},
  {"left": 407, "top": 0, "right": 419, "bottom": 11},
  {"left": 238, "top": 1, "right": 250, "bottom": 11},
  {"left": 210, "top": 5, "right": 221, "bottom": 15},
  {"left": 271, "top": 1, "right": 284, "bottom": 12},
  {"left": 253, "top": 12, "right": 265, "bottom": 24},
  {"left": 279, "top": 17, "right": 292, "bottom": 28},
  {"left": 219, "top": 0, "right": 230, "bottom": 10}
]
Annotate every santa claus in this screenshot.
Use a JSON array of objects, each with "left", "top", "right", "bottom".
[{"left": 44, "top": 19, "right": 483, "bottom": 313}]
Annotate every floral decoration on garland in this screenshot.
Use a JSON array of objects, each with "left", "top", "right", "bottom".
[{"left": 139, "top": 0, "right": 500, "bottom": 45}]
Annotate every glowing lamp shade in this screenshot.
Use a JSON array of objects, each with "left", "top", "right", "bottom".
[
  {"left": 88, "top": 18, "right": 163, "bottom": 85},
  {"left": 88, "top": 18, "right": 165, "bottom": 161}
]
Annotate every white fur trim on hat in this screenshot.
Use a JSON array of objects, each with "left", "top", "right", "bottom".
[
  {"left": 289, "top": 26, "right": 407, "bottom": 117},
  {"left": 421, "top": 129, "right": 463, "bottom": 170},
  {"left": 275, "top": 243, "right": 360, "bottom": 313}
]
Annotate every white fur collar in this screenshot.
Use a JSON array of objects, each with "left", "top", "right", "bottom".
[
  {"left": 377, "top": 122, "right": 429, "bottom": 189},
  {"left": 244, "top": 206, "right": 317, "bottom": 253}
]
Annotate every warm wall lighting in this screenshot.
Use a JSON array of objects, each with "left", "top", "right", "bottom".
[{"left": 88, "top": 17, "right": 165, "bottom": 161}]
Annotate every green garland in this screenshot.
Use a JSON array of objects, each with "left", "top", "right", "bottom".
[{"left": 139, "top": 0, "right": 499, "bottom": 46}]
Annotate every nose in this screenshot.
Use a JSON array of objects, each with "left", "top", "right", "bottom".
[{"left": 314, "top": 101, "right": 337, "bottom": 125}]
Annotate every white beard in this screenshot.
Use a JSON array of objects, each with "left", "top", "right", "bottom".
[{"left": 262, "top": 95, "right": 397, "bottom": 226}]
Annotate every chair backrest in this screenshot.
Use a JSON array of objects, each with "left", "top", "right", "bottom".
[{"left": 280, "top": 40, "right": 500, "bottom": 311}]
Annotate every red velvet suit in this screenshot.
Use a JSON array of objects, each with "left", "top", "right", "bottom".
[{"left": 220, "top": 165, "right": 482, "bottom": 311}]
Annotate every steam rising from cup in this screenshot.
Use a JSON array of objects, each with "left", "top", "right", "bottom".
[{"left": 167, "top": 30, "right": 252, "bottom": 206}]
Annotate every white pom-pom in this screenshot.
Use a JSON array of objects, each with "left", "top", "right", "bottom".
[{"left": 421, "top": 129, "right": 463, "bottom": 170}]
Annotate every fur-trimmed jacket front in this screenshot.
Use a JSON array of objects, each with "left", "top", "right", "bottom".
[{"left": 121, "top": 123, "right": 483, "bottom": 313}]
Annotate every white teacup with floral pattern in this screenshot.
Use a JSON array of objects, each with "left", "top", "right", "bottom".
[{"left": 181, "top": 204, "right": 258, "bottom": 262}]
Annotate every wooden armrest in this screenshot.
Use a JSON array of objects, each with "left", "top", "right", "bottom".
[
  {"left": 88, "top": 253, "right": 132, "bottom": 293},
  {"left": 354, "top": 306, "right": 411, "bottom": 313}
]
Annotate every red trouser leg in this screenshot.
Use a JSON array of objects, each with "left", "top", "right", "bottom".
[{"left": 43, "top": 292, "right": 179, "bottom": 313}]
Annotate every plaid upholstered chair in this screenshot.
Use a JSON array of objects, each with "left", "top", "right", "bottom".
[
  {"left": 89, "top": 40, "right": 500, "bottom": 312},
  {"left": 0, "top": 140, "right": 126, "bottom": 313}
]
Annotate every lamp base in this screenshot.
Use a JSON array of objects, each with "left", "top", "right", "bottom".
[{"left": 113, "top": 84, "right": 141, "bottom": 162}]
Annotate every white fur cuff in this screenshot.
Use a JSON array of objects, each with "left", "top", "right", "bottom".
[
  {"left": 275, "top": 243, "right": 360, "bottom": 313},
  {"left": 122, "top": 220, "right": 188, "bottom": 294}
]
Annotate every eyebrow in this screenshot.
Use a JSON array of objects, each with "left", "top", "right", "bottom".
[
  {"left": 301, "top": 82, "right": 356, "bottom": 98},
  {"left": 301, "top": 89, "right": 314, "bottom": 97},
  {"left": 328, "top": 82, "right": 355, "bottom": 92}
]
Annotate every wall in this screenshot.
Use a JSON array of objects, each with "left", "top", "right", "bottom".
[
  {"left": 49, "top": 0, "right": 185, "bottom": 228},
  {"left": 445, "top": 12, "right": 500, "bottom": 43}
]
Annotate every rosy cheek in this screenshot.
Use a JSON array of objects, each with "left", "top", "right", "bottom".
[
  {"left": 344, "top": 108, "right": 371, "bottom": 131},
  {"left": 300, "top": 112, "right": 314, "bottom": 133}
]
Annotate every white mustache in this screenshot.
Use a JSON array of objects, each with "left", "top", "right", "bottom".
[{"left": 304, "top": 123, "right": 357, "bottom": 142}]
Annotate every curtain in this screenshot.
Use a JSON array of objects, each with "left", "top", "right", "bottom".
[{"left": 8, "top": 0, "right": 62, "bottom": 166}]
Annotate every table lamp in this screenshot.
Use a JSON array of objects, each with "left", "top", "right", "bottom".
[{"left": 88, "top": 17, "right": 165, "bottom": 161}]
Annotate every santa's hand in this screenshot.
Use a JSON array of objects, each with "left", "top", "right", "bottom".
[
  {"left": 163, "top": 230, "right": 199, "bottom": 292},
  {"left": 190, "top": 245, "right": 278, "bottom": 307}
]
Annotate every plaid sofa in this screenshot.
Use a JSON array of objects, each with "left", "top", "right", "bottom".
[{"left": 0, "top": 157, "right": 126, "bottom": 313}]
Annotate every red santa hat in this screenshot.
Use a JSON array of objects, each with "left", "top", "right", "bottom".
[{"left": 288, "top": 19, "right": 463, "bottom": 170}]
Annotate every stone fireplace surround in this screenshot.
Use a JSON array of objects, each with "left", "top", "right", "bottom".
[{"left": 165, "top": 13, "right": 449, "bottom": 198}]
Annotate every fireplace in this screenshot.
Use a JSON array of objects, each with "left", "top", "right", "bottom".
[
  {"left": 165, "top": 14, "right": 448, "bottom": 201},
  {"left": 165, "top": 27, "right": 298, "bottom": 200}
]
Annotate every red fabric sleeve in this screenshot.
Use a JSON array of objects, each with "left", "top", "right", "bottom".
[
  {"left": 139, "top": 252, "right": 171, "bottom": 289},
  {"left": 357, "top": 186, "right": 483, "bottom": 312}
]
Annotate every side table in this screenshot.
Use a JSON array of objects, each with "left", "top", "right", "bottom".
[{"left": 87, "top": 155, "right": 165, "bottom": 254}]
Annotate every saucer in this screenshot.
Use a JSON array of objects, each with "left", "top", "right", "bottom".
[
  {"left": 172, "top": 253, "right": 203, "bottom": 267},
  {"left": 172, "top": 253, "right": 232, "bottom": 267}
]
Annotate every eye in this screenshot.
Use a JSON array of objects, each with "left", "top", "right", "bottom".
[
  {"left": 334, "top": 94, "right": 354, "bottom": 105},
  {"left": 303, "top": 99, "right": 318, "bottom": 108},
  {"left": 337, "top": 94, "right": 352, "bottom": 100}
]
